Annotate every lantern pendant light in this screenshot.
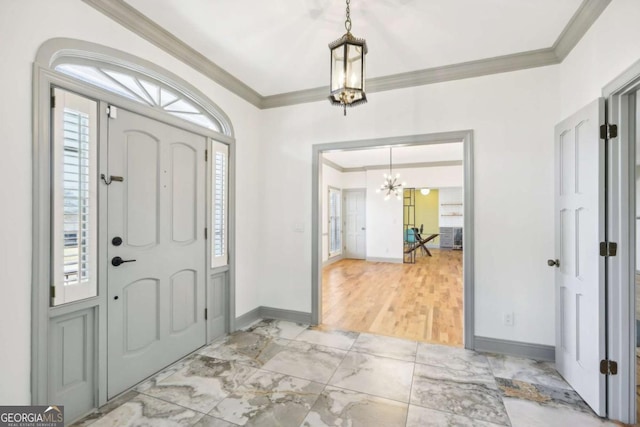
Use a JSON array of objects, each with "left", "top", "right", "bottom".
[{"left": 328, "top": 0, "right": 368, "bottom": 116}]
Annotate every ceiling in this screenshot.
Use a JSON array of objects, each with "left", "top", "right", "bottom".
[
  {"left": 323, "top": 142, "right": 463, "bottom": 169},
  {"left": 124, "top": 0, "right": 585, "bottom": 97}
]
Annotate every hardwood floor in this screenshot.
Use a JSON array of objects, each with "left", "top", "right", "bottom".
[{"left": 322, "top": 248, "right": 463, "bottom": 346}]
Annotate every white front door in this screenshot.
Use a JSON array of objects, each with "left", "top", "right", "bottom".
[
  {"left": 554, "top": 98, "right": 606, "bottom": 416},
  {"left": 344, "top": 190, "right": 366, "bottom": 259},
  {"left": 107, "top": 108, "right": 207, "bottom": 397}
]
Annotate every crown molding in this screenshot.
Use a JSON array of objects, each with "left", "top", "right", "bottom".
[
  {"left": 552, "top": 0, "right": 612, "bottom": 61},
  {"left": 356, "top": 160, "right": 463, "bottom": 172},
  {"left": 83, "top": 0, "right": 610, "bottom": 110},
  {"left": 322, "top": 158, "right": 463, "bottom": 173},
  {"left": 263, "top": 48, "right": 559, "bottom": 109},
  {"left": 82, "top": 0, "right": 263, "bottom": 108},
  {"left": 321, "top": 158, "right": 344, "bottom": 173}
]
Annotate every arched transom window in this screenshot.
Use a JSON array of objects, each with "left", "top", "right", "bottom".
[{"left": 54, "top": 61, "right": 225, "bottom": 133}]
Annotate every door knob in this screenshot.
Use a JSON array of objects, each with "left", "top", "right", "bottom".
[
  {"left": 112, "top": 236, "right": 123, "bottom": 246},
  {"left": 547, "top": 259, "right": 560, "bottom": 267},
  {"left": 111, "top": 256, "right": 137, "bottom": 266}
]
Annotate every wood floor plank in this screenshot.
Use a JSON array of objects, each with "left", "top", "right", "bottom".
[{"left": 322, "top": 249, "right": 463, "bottom": 346}]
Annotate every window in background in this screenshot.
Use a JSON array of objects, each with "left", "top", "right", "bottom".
[{"left": 329, "top": 187, "right": 342, "bottom": 257}]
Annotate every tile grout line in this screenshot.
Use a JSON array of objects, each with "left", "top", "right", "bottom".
[{"left": 405, "top": 357, "right": 417, "bottom": 427}]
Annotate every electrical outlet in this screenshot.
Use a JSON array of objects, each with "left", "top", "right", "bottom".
[{"left": 504, "top": 313, "right": 514, "bottom": 326}]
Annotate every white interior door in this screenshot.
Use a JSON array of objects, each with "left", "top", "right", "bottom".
[
  {"left": 344, "top": 190, "right": 366, "bottom": 259},
  {"left": 554, "top": 98, "right": 606, "bottom": 416},
  {"left": 107, "top": 108, "right": 206, "bottom": 397}
]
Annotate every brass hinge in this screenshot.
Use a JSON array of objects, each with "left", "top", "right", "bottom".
[
  {"left": 600, "top": 359, "right": 618, "bottom": 375},
  {"left": 205, "top": 308, "right": 208, "bottom": 320},
  {"left": 50, "top": 285, "right": 56, "bottom": 299},
  {"left": 600, "top": 123, "right": 618, "bottom": 140},
  {"left": 599, "top": 241, "right": 617, "bottom": 257}
]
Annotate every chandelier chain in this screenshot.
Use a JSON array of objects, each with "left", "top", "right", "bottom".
[{"left": 345, "top": 0, "right": 352, "bottom": 33}]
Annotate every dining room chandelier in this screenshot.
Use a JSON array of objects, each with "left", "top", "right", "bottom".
[
  {"left": 328, "top": 0, "right": 368, "bottom": 116},
  {"left": 376, "top": 148, "right": 406, "bottom": 200}
]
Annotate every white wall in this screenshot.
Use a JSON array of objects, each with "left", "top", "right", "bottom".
[
  {"left": 439, "top": 188, "right": 464, "bottom": 228},
  {"left": 342, "top": 171, "right": 366, "bottom": 189},
  {"left": 0, "top": 0, "right": 263, "bottom": 405},
  {"left": 259, "top": 64, "right": 559, "bottom": 349},
  {"left": 558, "top": 0, "right": 640, "bottom": 118},
  {"left": 366, "top": 166, "right": 463, "bottom": 260}
]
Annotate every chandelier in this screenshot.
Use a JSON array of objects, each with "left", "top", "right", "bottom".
[
  {"left": 376, "top": 148, "right": 406, "bottom": 200},
  {"left": 328, "top": 0, "right": 368, "bottom": 116}
]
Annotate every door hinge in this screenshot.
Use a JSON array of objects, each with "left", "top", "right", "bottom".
[
  {"left": 599, "top": 241, "right": 617, "bottom": 257},
  {"left": 205, "top": 308, "right": 208, "bottom": 320},
  {"left": 51, "top": 95, "right": 56, "bottom": 109},
  {"left": 205, "top": 150, "right": 208, "bottom": 162},
  {"left": 205, "top": 227, "right": 208, "bottom": 239},
  {"left": 50, "top": 286, "right": 56, "bottom": 299},
  {"left": 107, "top": 105, "right": 118, "bottom": 119},
  {"left": 600, "top": 123, "right": 618, "bottom": 140},
  {"left": 600, "top": 359, "right": 618, "bottom": 375}
]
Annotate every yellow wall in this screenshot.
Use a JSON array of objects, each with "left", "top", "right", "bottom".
[{"left": 416, "top": 189, "right": 439, "bottom": 243}]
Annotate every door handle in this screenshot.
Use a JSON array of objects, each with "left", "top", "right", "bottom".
[
  {"left": 111, "top": 256, "right": 137, "bottom": 267},
  {"left": 547, "top": 259, "right": 560, "bottom": 267}
]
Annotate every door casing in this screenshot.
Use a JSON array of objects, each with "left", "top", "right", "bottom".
[
  {"left": 311, "top": 131, "right": 475, "bottom": 349},
  {"left": 603, "top": 58, "right": 640, "bottom": 424},
  {"left": 32, "top": 45, "right": 237, "bottom": 421}
]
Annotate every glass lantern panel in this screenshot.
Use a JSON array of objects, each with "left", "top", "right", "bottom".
[
  {"left": 346, "top": 43, "right": 363, "bottom": 90},
  {"left": 331, "top": 45, "right": 346, "bottom": 91}
]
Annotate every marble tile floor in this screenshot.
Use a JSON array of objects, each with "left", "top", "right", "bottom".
[{"left": 72, "top": 319, "right": 617, "bottom": 427}]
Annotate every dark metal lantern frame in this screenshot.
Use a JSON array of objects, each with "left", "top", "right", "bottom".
[{"left": 328, "top": 32, "right": 368, "bottom": 114}]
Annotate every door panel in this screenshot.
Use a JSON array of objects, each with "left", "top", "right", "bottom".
[
  {"left": 107, "top": 109, "right": 206, "bottom": 397},
  {"left": 124, "top": 132, "right": 159, "bottom": 247},
  {"left": 170, "top": 270, "right": 197, "bottom": 333},
  {"left": 554, "top": 98, "right": 605, "bottom": 416},
  {"left": 124, "top": 278, "right": 159, "bottom": 353},
  {"left": 344, "top": 190, "right": 366, "bottom": 259},
  {"left": 171, "top": 144, "right": 197, "bottom": 243}
]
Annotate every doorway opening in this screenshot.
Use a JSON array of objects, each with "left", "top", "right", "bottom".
[{"left": 311, "top": 131, "right": 474, "bottom": 349}]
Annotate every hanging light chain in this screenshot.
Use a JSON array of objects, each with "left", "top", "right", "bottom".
[{"left": 345, "top": 0, "right": 352, "bottom": 33}]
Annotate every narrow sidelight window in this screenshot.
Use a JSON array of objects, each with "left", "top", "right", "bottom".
[
  {"left": 211, "top": 141, "right": 229, "bottom": 268},
  {"left": 51, "top": 88, "right": 98, "bottom": 306}
]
